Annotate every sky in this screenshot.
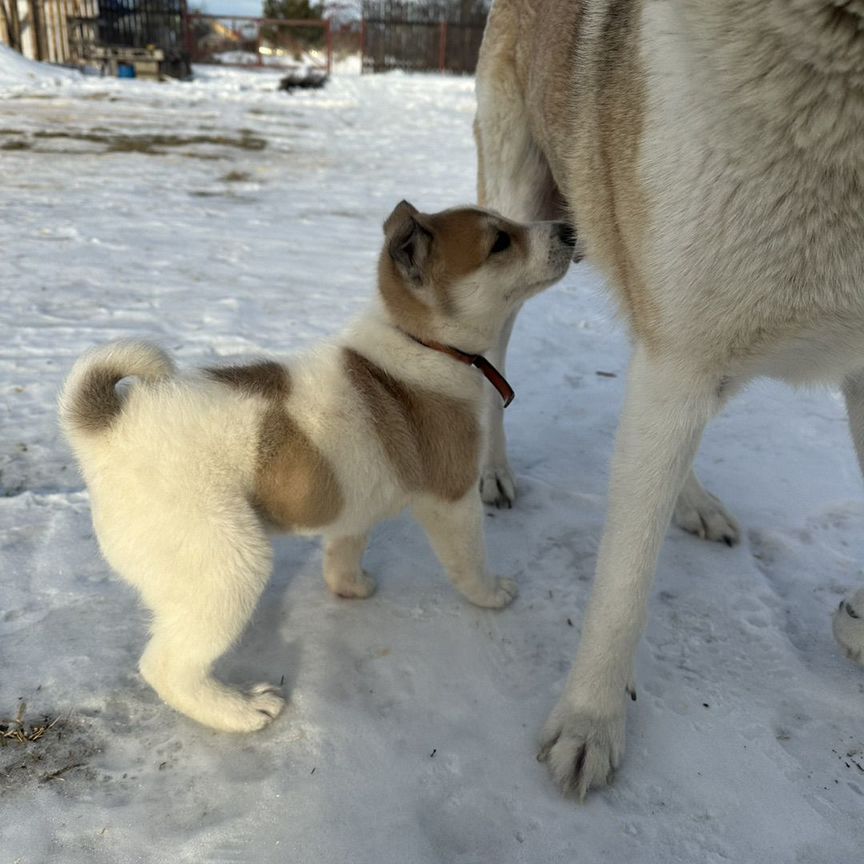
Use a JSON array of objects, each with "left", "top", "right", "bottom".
[
  {"left": 206, "top": 1, "right": 263, "bottom": 13},
  {"left": 198, "top": 1, "right": 360, "bottom": 20}
]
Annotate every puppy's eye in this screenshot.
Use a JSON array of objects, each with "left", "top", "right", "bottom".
[{"left": 490, "top": 230, "right": 511, "bottom": 255}]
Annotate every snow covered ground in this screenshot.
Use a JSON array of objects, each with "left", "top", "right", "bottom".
[{"left": 1, "top": 51, "right": 863, "bottom": 864}]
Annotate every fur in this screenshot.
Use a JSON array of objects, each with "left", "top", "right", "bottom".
[
  {"left": 59, "top": 203, "right": 575, "bottom": 732},
  {"left": 475, "top": 0, "right": 864, "bottom": 797}
]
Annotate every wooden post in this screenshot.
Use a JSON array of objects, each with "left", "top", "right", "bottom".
[
  {"left": 438, "top": 19, "right": 447, "bottom": 73},
  {"left": 180, "top": 0, "right": 193, "bottom": 61},
  {"left": 325, "top": 17, "right": 332, "bottom": 75},
  {"left": 8, "top": 0, "right": 22, "bottom": 53},
  {"left": 60, "top": 0, "right": 71, "bottom": 63},
  {"left": 359, "top": 17, "right": 366, "bottom": 74},
  {"left": 44, "top": 0, "right": 55, "bottom": 62},
  {"left": 27, "top": 0, "right": 44, "bottom": 59}
]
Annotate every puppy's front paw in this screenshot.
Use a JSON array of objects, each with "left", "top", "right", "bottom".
[
  {"left": 538, "top": 691, "right": 626, "bottom": 800},
  {"left": 465, "top": 576, "right": 518, "bottom": 609},
  {"left": 489, "top": 576, "right": 519, "bottom": 608},
  {"left": 833, "top": 588, "right": 864, "bottom": 665},
  {"left": 327, "top": 569, "right": 377, "bottom": 599},
  {"left": 480, "top": 463, "right": 516, "bottom": 508}
]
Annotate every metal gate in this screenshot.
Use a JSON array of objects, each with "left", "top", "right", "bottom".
[
  {"left": 93, "top": 0, "right": 186, "bottom": 50},
  {"left": 360, "top": 0, "right": 487, "bottom": 74},
  {"left": 1, "top": 0, "right": 187, "bottom": 65}
]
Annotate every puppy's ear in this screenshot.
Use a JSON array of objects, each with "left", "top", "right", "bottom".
[
  {"left": 383, "top": 200, "right": 431, "bottom": 286},
  {"left": 383, "top": 200, "right": 418, "bottom": 234}
]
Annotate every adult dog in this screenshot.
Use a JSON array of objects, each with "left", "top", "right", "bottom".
[{"left": 475, "top": 0, "right": 864, "bottom": 797}]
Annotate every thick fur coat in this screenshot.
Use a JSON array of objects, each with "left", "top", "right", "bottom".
[
  {"left": 60, "top": 203, "right": 575, "bottom": 732},
  {"left": 475, "top": 0, "right": 864, "bottom": 796}
]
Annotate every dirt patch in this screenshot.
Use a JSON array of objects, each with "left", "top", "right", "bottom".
[
  {"left": 221, "top": 170, "right": 254, "bottom": 183},
  {"left": 28, "top": 129, "right": 268, "bottom": 154},
  {"left": 0, "top": 703, "right": 101, "bottom": 794},
  {"left": 7, "top": 93, "right": 58, "bottom": 101}
]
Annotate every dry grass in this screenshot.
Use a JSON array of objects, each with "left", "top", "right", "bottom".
[
  {"left": 0, "top": 701, "right": 63, "bottom": 746},
  {"left": 0, "top": 702, "right": 96, "bottom": 791},
  {"left": 221, "top": 170, "right": 254, "bottom": 182},
  {"left": 31, "top": 129, "right": 268, "bottom": 152}
]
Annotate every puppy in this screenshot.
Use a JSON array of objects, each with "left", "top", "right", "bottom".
[{"left": 59, "top": 201, "right": 577, "bottom": 732}]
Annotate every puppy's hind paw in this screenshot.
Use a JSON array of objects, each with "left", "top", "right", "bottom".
[
  {"left": 248, "top": 683, "right": 286, "bottom": 720},
  {"left": 213, "top": 684, "right": 285, "bottom": 732}
]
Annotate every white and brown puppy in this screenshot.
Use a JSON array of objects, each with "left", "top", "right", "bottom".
[{"left": 59, "top": 202, "right": 577, "bottom": 733}]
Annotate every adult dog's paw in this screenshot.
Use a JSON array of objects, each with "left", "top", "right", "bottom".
[
  {"left": 537, "top": 694, "right": 626, "bottom": 800},
  {"left": 480, "top": 463, "right": 516, "bottom": 508},
  {"left": 673, "top": 485, "right": 739, "bottom": 546},
  {"left": 833, "top": 588, "right": 864, "bottom": 665}
]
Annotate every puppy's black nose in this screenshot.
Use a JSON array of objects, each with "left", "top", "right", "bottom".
[{"left": 555, "top": 222, "right": 577, "bottom": 247}]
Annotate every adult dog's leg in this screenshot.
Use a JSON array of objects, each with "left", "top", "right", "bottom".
[
  {"left": 480, "top": 309, "right": 520, "bottom": 507},
  {"left": 475, "top": 48, "right": 731, "bottom": 538},
  {"left": 834, "top": 372, "right": 864, "bottom": 665},
  {"left": 475, "top": 50, "right": 563, "bottom": 508},
  {"left": 539, "top": 346, "right": 724, "bottom": 798}
]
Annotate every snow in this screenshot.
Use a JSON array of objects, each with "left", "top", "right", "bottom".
[
  {"left": 211, "top": 50, "right": 328, "bottom": 71},
  {"left": 1, "top": 54, "right": 863, "bottom": 864},
  {"left": 0, "top": 43, "right": 78, "bottom": 90}
]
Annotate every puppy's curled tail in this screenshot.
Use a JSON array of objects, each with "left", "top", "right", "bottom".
[{"left": 60, "top": 340, "right": 175, "bottom": 439}]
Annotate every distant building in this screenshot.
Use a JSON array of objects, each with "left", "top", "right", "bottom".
[{"left": 1, "top": 0, "right": 189, "bottom": 77}]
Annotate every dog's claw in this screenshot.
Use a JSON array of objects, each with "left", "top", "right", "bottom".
[
  {"left": 834, "top": 588, "right": 864, "bottom": 665},
  {"left": 537, "top": 739, "right": 555, "bottom": 763},
  {"left": 673, "top": 484, "right": 740, "bottom": 545},
  {"left": 539, "top": 693, "right": 627, "bottom": 801},
  {"left": 480, "top": 464, "right": 517, "bottom": 508}
]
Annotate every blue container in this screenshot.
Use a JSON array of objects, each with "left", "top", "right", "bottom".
[{"left": 118, "top": 63, "right": 136, "bottom": 79}]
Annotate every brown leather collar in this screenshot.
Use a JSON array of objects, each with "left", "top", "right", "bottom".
[{"left": 402, "top": 331, "right": 515, "bottom": 408}]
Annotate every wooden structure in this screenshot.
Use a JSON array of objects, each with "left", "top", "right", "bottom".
[{"left": 0, "top": 0, "right": 188, "bottom": 76}]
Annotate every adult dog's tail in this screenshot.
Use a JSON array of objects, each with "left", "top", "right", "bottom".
[{"left": 59, "top": 340, "right": 175, "bottom": 440}]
